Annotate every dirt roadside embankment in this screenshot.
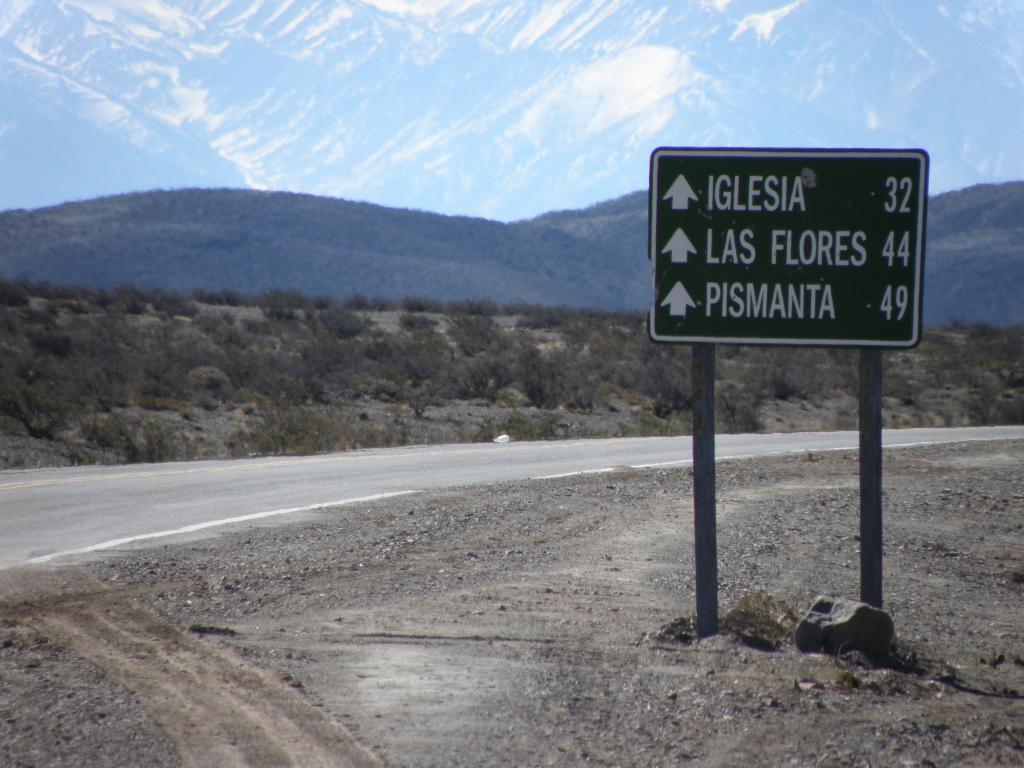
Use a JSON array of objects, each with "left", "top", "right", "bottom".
[{"left": 3, "top": 440, "right": 1023, "bottom": 767}]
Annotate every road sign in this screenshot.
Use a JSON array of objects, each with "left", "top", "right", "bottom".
[{"left": 649, "top": 148, "right": 929, "bottom": 347}]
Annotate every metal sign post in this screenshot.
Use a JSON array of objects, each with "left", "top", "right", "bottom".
[
  {"left": 648, "top": 147, "right": 928, "bottom": 635},
  {"left": 859, "top": 349, "right": 884, "bottom": 608},
  {"left": 692, "top": 343, "right": 718, "bottom": 636}
]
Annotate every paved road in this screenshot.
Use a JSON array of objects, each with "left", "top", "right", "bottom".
[{"left": 2, "top": 426, "right": 1021, "bottom": 568}]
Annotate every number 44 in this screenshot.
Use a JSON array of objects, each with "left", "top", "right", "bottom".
[{"left": 882, "top": 231, "right": 910, "bottom": 267}]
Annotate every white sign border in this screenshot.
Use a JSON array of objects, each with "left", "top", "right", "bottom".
[{"left": 648, "top": 147, "right": 930, "bottom": 348}]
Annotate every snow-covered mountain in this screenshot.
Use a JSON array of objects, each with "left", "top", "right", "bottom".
[{"left": 2, "top": 1, "right": 1022, "bottom": 220}]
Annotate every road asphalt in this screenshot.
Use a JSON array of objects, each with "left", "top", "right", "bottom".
[{"left": 2, "top": 426, "right": 1021, "bottom": 567}]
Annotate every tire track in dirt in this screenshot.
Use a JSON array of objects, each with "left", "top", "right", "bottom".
[{"left": 1, "top": 569, "right": 382, "bottom": 768}]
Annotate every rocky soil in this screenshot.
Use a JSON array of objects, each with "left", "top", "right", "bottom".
[{"left": 2, "top": 439, "right": 1023, "bottom": 766}]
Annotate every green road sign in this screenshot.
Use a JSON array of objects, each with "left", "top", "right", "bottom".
[{"left": 649, "top": 148, "right": 929, "bottom": 347}]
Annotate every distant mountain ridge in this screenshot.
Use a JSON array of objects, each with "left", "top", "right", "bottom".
[
  {"left": 1, "top": 182, "right": 1022, "bottom": 325},
  {"left": 2, "top": 1, "right": 1022, "bottom": 218},
  {"left": 0, "top": 189, "right": 642, "bottom": 310}
]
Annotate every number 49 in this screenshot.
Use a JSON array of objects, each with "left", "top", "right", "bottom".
[{"left": 880, "top": 285, "right": 908, "bottom": 321}]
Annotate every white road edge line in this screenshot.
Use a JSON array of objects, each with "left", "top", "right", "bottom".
[
  {"left": 631, "top": 460, "right": 693, "bottom": 469},
  {"left": 531, "top": 467, "right": 617, "bottom": 481},
  {"left": 27, "top": 490, "right": 420, "bottom": 565}
]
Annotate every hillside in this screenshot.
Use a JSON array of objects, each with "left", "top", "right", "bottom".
[
  {"left": 922, "top": 183, "right": 1024, "bottom": 326},
  {"left": 0, "top": 283, "right": 1021, "bottom": 469},
  {"left": 1, "top": 182, "right": 1023, "bottom": 324},
  {"left": 0, "top": 190, "right": 632, "bottom": 309}
]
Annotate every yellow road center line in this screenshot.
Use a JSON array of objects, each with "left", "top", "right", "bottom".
[{"left": 0, "top": 453, "right": 377, "bottom": 491}]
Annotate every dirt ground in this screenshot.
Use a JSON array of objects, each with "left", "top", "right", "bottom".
[{"left": 2, "top": 439, "right": 1022, "bottom": 767}]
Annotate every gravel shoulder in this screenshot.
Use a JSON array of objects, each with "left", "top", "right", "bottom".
[{"left": 3, "top": 439, "right": 1023, "bottom": 766}]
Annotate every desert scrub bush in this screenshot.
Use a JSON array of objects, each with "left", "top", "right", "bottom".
[
  {"left": 468, "top": 412, "right": 561, "bottom": 442},
  {"left": 81, "top": 412, "right": 137, "bottom": 458},
  {"left": 992, "top": 394, "right": 1024, "bottom": 424},
  {"left": 516, "top": 347, "right": 563, "bottom": 409},
  {"left": 367, "top": 329, "right": 451, "bottom": 388},
  {"left": 149, "top": 290, "right": 197, "bottom": 318},
  {"left": 342, "top": 294, "right": 392, "bottom": 311},
  {"left": 404, "top": 384, "right": 440, "bottom": 418},
  {"left": 401, "top": 296, "right": 445, "bottom": 313},
  {"left": 138, "top": 416, "right": 190, "bottom": 462},
  {"left": 245, "top": 402, "right": 345, "bottom": 455},
  {"left": 61, "top": 299, "right": 92, "bottom": 315},
  {"left": 513, "top": 305, "right": 575, "bottom": 329},
  {"left": 559, "top": 316, "right": 595, "bottom": 351},
  {"left": 397, "top": 333, "right": 452, "bottom": 411},
  {"left": 316, "top": 305, "right": 367, "bottom": 339},
  {"left": 885, "top": 370, "right": 922, "bottom": 406},
  {"left": 450, "top": 299, "right": 497, "bottom": 316},
  {"left": 639, "top": 347, "right": 691, "bottom": 418},
  {"left": 65, "top": 357, "right": 126, "bottom": 410},
  {"left": 398, "top": 312, "right": 437, "bottom": 332},
  {"left": 341, "top": 413, "right": 413, "bottom": 450},
  {"left": 453, "top": 354, "right": 516, "bottom": 401},
  {"left": 756, "top": 352, "right": 808, "bottom": 401},
  {"left": 82, "top": 412, "right": 188, "bottom": 463},
  {"left": 196, "top": 310, "right": 239, "bottom": 338},
  {"left": 497, "top": 411, "right": 562, "bottom": 441},
  {"left": 100, "top": 285, "right": 149, "bottom": 315},
  {"left": 193, "top": 288, "right": 251, "bottom": 306},
  {"left": 559, "top": 359, "right": 600, "bottom": 413},
  {"left": 135, "top": 396, "right": 192, "bottom": 413},
  {"left": 186, "top": 365, "right": 233, "bottom": 399},
  {"left": 721, "top": 594, "right": 799, "bottom": 650},
  {"left": 261, "top": 289, "right": 310, "bottom": 320},
  {"left": 0, "top": 279, "right": 30, "bottom": 307},
  {"left": 921, "top": 332, "right": 964, "bottom": 388},
  {"left": 716, "top": 384, "right": 763, "bottom": 433},
  {"left": 0, "top": 373, "right": 81, "bottom": 440},
  {"left": 243, "top": 317, "right": 273, "bottom": 336},
  {"left": 448, "top": 313, "right": 499, "bottom": 356},
  {"left": 965, "top": 372, "right": 1004, "bottom": 425},
  {"left": 0, "top": 309, "right": 22, "bottom": 337},
  {"left": 582, "top": 326, "right": 643, "bottom": 386},
  {"left": 23, "top": 304, "right": 59, "bottom": 324},
  {"left": 28, "top": 330, "right": 74, "bottom": 358},
  {"left": 300, "top": 336, "right": 363, "bottom": 394}
]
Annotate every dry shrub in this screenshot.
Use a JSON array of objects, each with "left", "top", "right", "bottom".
[
  {"left": 721, "top": 593, "right": 800, "bottom": 650},
  {"left": 245, "top": 403, "right": 346, "bottom": 455},
  {"left": 648, "top": 616, "right": 696, "bottom": 645},
  {"left": 135, "top": 396, "right": 192, "bottom": 413},
  {"left": 81, "top": 412, "right": 188, "bottom": 463}
]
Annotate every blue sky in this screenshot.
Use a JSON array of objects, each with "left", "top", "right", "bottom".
[{"left": 1, "top": 0, "right": 1022, "bottom": 218}]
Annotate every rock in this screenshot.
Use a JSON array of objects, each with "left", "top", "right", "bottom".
[{"left": 794, "top": 596, "right": 894, "bottom": 658}]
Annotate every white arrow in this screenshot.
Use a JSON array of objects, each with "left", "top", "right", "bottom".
[
  {"left": 662, "top": 228, "right": 697, "bottom": 263},
  {"left": 663, "top": 174, "right": 698, "bottom": 210},
  {"left": 661, "top": 282, "right": 697, "bottom": 317}
]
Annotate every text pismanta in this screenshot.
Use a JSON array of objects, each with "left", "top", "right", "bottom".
[{"left": 706, "top": 282, "right": 835, "bottom": 320}]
